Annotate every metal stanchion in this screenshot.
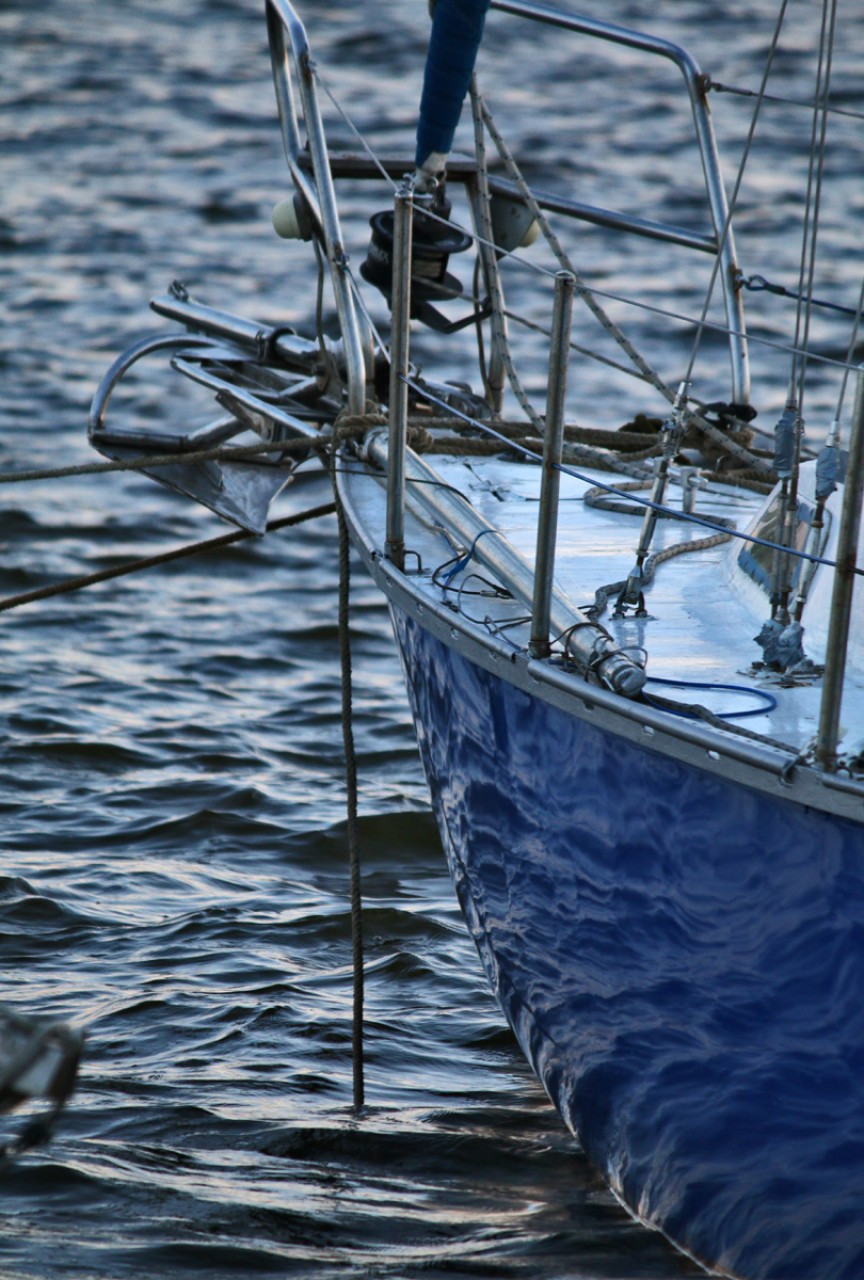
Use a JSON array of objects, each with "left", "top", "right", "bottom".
[
  {"left": 385, "top": 184, "right": 413, "bottom": 571},
  {"left": 529, "top": 271, "right": 575, "bottom": 658},
  {"left": 817, "top": 365, "right": 864, "bottom": 770}
]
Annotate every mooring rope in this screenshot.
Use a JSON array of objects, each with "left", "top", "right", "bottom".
[
  {"left": 0, "top": 436, "right": 323, "bottom": 488},
  {"left": 329, "top": 452, "right": 365, "bottom": 1114},
  {"left": 3, "top": 427, "right": 370, "bottom": 1102},
  {"left": 0, "top": 501, "right": 337, "bottom": 616}
]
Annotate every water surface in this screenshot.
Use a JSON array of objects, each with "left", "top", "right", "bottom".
[{"left": 2, "top": 1, "right": 862, "bottom": 1275}]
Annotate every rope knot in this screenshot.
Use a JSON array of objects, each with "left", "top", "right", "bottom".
[
  {"left": 406, "top": 425, "right": 434, "bottom": 452},
  {"left": 332, "top": 404, "right": 388, "bottom": 448}
]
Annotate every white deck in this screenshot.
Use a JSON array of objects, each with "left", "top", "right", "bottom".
[{"left": 343, "top": 446, "right": 864, "bottom": 764}]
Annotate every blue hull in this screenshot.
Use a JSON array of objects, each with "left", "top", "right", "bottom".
[{"left": 391, "top": 606, "right": 864, "bottom": 1280}]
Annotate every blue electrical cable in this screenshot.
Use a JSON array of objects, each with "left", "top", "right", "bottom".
[{"left": 644, "top": 676, "right": 778, "bottom": 720}]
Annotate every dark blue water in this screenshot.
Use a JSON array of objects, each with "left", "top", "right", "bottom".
[{"left": 2, "top": 1, "right": 862, "bottom": 1275}]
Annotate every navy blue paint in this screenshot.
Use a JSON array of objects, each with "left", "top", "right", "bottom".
[
  {"left": 391, "top": 606, "right": 864, "bottom": 1280},
  {"left": 416, "top": 0, "right": 492, "bottom": 166}
]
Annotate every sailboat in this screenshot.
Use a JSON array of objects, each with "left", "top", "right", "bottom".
[{"left": 89, "top": 1, "right": 864, "bottom": 1276}]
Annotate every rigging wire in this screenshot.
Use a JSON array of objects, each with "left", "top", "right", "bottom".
[
  {"left": 297, "top": 41, "right": 863, "bottom": 435},
  {"left": 791, "top": 0, "right": 839, "bottom": 410},
  {"left": 314, "top": 67, "right": 399, "bottom": 194},
  {"left": 708, "top": 79, "right": 864, "bottom": 123},
  {"left": 308, "top": 63, "right": 856, "bottom": 501},
  {"left": 316, "top": 35, "right": 864, "bottom": 397},
  {"left": 736, "top": 272, "right": 864, "bottom": 321},
  {"left": 19, "top": 18, "right": 860, "bottom": 613},
  {"left": 313, "top": 64, "right": 769, "bottom": 479},
  {"left": 833, "top": 275, "right": 864, "bottom": 426},
  {"left": 769, "top": 0, "right": 838, "bottom": 624},
  {"left": 309, "top": 41, "right": 692, "bottom": 440}
]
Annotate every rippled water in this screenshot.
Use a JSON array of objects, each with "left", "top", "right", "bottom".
[{"left": 2, "top": 1, "right": 863, "bottom": 1276}]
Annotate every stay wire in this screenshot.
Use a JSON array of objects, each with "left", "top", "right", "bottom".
[
  {"left": 314, "top": 28, "right": 694, "bottom": 418},
  {"left": 792, "top": 0, "right": 838, "bottom": 410},
  {"left": 314, "top": 66, "right": 399, "bottom": 194},
  {"left": 312, "top": 24, "right": 864, "bottom": 450},
  {"left": 313, "top": 55, "right": 557, "bottom": 291},
  {"left": 834, "top": 274, "right": 864, "bottom": 424},
  {"left": 708, "top": 80, "right": 864, "bottom": 123}
]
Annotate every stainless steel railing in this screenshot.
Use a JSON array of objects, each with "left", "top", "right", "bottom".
[
  {"left": 266, "top": 0, "right": 749, "bottom": 410},
  {"left": 265, "top": 0, "right": 368, "bottom": 414},
  {"left": 490, "top": 0, "right": 750, "bottom": 405}
]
